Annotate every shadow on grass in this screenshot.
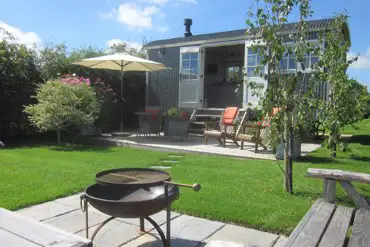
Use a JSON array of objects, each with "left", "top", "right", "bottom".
[
  {"left": 4, "top": 137, "right": 112, "bottom": 153},
  {"left": 348, "top": 135, "right": 370, "bottom": 145},
  {"left": 297, "top": 156, "right": 338, "bottom": 164},
  {"left": 48, "top": 144, "right": 112, "bottom": 152},
  {"left": 349, "top": 155, "right": 370, "bottom": 162}
]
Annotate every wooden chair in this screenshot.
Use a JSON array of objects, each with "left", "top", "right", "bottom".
[
  {"left": 237, "top": 123, "right": 268, "bottom": 152},
  {"left": 237, "top": 107, "right": 281, "bottom": 152},
  {"left": 204, "top": 108, "right": 247, "bottom": 147}
]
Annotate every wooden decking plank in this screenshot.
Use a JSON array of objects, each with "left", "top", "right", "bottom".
[
  {"left": 349, "top": 208, "right": 370, "bottom": 247},
  {"left": 0, "top": 208, "right": 91, "bottom": 247},
  {"left": 319, "top": 205, "right": 354, "bottom": 247},
  {"left": 285, "top": 199, "right": 335, "bottom": 247}
]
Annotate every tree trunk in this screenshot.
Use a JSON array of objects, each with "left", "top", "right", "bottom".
[
  {"left": 57, "top": 130, "right": 61, "bottom": 144},
  {"left": 284, "top": 111, "right": 293, "bottom": 193},
  {"left": 329, "top": 126, "right": 337, "bottom": 158}
]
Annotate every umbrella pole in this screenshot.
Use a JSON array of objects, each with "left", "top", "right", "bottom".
[{"left": 120, "top": 69, "right": 124, "bottom": 132}]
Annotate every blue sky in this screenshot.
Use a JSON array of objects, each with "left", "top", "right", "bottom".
[{"left": 1, "top": 0, "right": 369, "bottom": 88}]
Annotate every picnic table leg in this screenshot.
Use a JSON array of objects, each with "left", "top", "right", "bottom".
[
  {"left": 339, "top": 181, "right": 370, "bottom": 209},
  {"left": 323, "top": 178, "right": 336, "bottom": 203}
]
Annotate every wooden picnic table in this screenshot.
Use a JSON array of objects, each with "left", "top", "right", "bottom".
[
  {"left": 285, "top": 168, "right": 370, "bottom": 247},
  {"left": 0, "top": 207, "right": 92, "bottom": 247}
]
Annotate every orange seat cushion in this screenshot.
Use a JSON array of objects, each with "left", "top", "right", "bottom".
[{"left": 222, "top": 107, "right": 238, "bottom": 125}]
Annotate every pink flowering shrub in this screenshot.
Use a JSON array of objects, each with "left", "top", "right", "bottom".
[
  {"left": 59, "top": 74, "right": 117, "bottom": 132},
  {"left": 60, "top": 74, "right": 91, "bottom": 86}
]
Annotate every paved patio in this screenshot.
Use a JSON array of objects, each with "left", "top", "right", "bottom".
[
  {"left": 90, "top": 133, "right": 321, "bottom": 160},
  {"left": 17, "top": 193, "right": 287, "bottom": 247}
]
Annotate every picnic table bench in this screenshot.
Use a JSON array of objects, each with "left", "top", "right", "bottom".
[
  {"left": 285, "top": 168, "right": 370, "bottom": 247},
  {"left": 0, "top": 207, "right": 92, "bottom": 247}
]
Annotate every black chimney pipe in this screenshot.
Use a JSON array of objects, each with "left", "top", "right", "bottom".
[{"left": 184, "top": 18, "right": 192, "bottom": 37}]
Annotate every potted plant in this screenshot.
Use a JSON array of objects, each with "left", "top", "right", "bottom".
[
  {"left": 164, "top": 106, "right": 189, "bottom": 139},
  {"left": 275, "top": 127, "right": 303, "bottom": 160}
]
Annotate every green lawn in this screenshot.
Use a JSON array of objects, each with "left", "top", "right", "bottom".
[{"left": 1, "top": 119, "right": 369, "bottom": 235}]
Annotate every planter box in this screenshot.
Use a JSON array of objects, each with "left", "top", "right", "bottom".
[
  {"left": 164, "top": 116, "right": 188, "bottom": 139},
  {"left": 276, "top": 139, "right": 302, "bottom": 160}
]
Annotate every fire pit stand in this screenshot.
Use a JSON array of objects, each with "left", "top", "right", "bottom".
[{"left": 80, "top": 168, "right": 200, "bottom": 247}]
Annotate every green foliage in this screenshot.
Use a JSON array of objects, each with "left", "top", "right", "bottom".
[
  {"left": 246, "top": 0, "right": 315, "bottom": 151},
  {"left": 93, "top": 77, "right": 117, "bottom": 131},
  {"left": 167, "top": 106, "right": 181, "bottom": 116},
  {"left": 108, "top": 42, "right": 146, "bottom": 58},
  {"left": 24, "top": 80, "right": 100, "bottom": 143},
  {"left": 314, "top": 15, "right": 368, "bottom": 157},
  {"left": 36, "top": 42, "right": 106, "bottom": 81},
  {"left": 0, "top": 29, "right": 42, "bottom": 139}
]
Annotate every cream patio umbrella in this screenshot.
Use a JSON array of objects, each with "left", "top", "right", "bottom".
[{"left": 73, "top": 53, "right": 169, "bottom": 132}]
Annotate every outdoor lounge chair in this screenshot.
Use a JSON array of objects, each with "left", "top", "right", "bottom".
[
  {"left": 135, "top": 106, "right": 161, "bottom": 136},
  {"left": 237, "top": 107, "right": 281, "bottom": 152},
  {"left": 204, "top": 107, "right": 247, "bottom": 146}
]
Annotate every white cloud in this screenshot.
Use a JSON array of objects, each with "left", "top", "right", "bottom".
[
  {"left": 106, "top": 38, "right": 142, "bottom": 51},
  {"left": 348, "top": 49, "right": 370, "bottom": 69},
  {"left": 178, "top": 0, "right": 197, "bottom": 4},
  {"left": 100, "top": 4, "right": 161, "bottom": 30},
  {"left": 157, "top": 26, "right": 169, "bottom": 33},
  {"left": 139, "top": 0, "right": 171, "bottom": 6},
  {"left": 139, "top": 0, "right": 197, "bottom": 5},
  {"left": 0, "top": 21, "right": 41, "bottom": 47}
]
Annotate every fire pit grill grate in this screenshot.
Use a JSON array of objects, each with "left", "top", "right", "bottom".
[{"left": 95, "top": 168, "right": 171, "bottom": 187}]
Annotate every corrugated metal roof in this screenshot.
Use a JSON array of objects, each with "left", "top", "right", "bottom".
[{"left": 144, "top": 18, "right": 336, "bottom": 48}]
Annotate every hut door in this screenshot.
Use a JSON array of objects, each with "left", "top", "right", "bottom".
[{"left": 178, "top": 46, "right": 203, "bottom": 109}]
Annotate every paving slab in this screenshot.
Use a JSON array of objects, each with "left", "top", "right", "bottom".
[
  {"left": 205, "top": 240, "right": 255, "bottom": 247},
  {"left": 76, "top": 219, "right": 140, "bottom": 246},
  {"left": 167, "top": 215, "right": 225, "bottom": 242},
  {"left": 272, "top": 236, "right": 287, "bottom": 247},
  {"left": 55, "top": 193, "right": 83, "bottom": 209},
  {"left": 123, "top": 233, "right": 202, "bottom": 247},
  {"left": 43, "top": 209, "right": 107, "bottom": 233},
  {"left": 205, "top": 224, "right": 279, "bottom": 247},
  {"left": 91, "top": 208, "right": 181, "bottom": 228},
  {"left": 17, "top": 201, "right": 76, "bottom": 221},
  {"left": 122, "top": 210, "right": 181, "bottom": 227}
]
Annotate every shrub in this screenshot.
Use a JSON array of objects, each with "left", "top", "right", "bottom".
[{"left": 24, "top": 78, "right": 100, "bottom": 143}]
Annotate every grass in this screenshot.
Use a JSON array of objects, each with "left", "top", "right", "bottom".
[{"left": 1, "top": 119, "right": 369, "bottom": 235}]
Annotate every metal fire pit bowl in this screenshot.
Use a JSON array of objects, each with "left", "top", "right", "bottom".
[
  {"left": 84, "top": 183, "right": 179, "bottom": 218},
  {"left": 80, "top": 168, "right": 201, "bottom": 247}
]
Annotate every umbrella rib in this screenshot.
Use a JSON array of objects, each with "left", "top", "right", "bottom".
[
  {"left": 81, "top": 60, "right": 106, "bottom": 68},
  {"left": 139, "top": 62, "right": 154, "bottom": 71},
  {"left": 111, "top": 60, "right": 122, "bottom": 66}
]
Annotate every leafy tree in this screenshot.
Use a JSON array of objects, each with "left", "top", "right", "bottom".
[
  {"left": 108, "top": 42, "right": 146, "bottom": 58},
  {"left": 37, "top": 42, "right": 106, "bottom": 81},
  {"left": 314, "top": 16, "right": 368, "bottom": 157},
  {"left": 246, "top": 0, "right": 320, "bottom": 193},
  {"left": 0, "top": 28, "right": 42, "bottom": 140},
  {"left": 24, "top": 78, "right": 100, "bottom": 144}
]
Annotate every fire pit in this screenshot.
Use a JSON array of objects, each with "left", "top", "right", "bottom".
[{"left": 80, "top": 168, "right": 200, "bottom": 247}]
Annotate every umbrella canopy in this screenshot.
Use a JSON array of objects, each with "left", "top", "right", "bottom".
[
  {"left": 73, "top": 53, "right": 169, "bottom": 72},
  {"left": 73, "top": 53, "right": 169, "bottom": 132}
]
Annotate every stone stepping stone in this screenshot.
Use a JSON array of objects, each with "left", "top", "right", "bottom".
[
  {"left": 160, "top": 160, "right": 178, "bottom": 164},
  {"left": 167, "top": 155, "right": 183, "bottom": 159},
  {"left": 149, "top": 165, "right": 172, "bottom": 169}
]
